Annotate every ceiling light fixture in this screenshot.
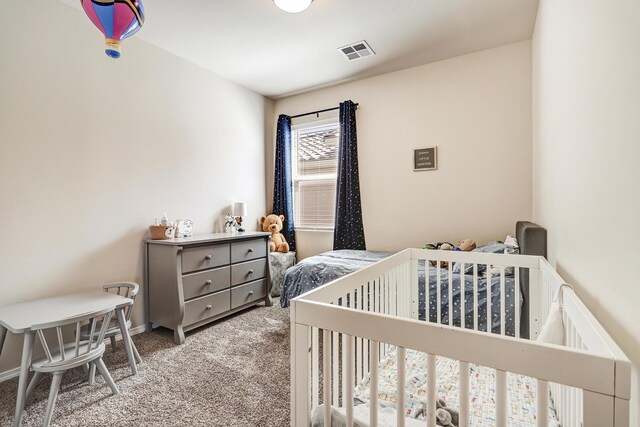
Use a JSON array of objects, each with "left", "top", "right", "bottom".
[{"left": 274, "top": 0, "right": 313, "bottom": 13}]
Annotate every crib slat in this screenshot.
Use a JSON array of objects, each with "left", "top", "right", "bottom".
[
  {"left": 473, "top": 264, "right": 478, "bottom": 331},
  {"left": 340, "top": 297, "right": 347, "bottom": 407},
  {"left": 500, "top": 268, "right": 506, "bottom": 336},
  {"left": 411, "top": 259, "right": 419, "bottom": 319},
  {"left": 293, "top": 323, "right": 311, "bottom": 427},
  {"left": 448, "top": 263, "right": 453, "bottom": 326},
  {"left": 436, "top": 262, "right": 441, "bottom": 323},
  {"left": 332, "top": 331, "right": 339, "bottom": 405},
  {"left": 312, "top": 328, "right": 319, "bottom": 408},
  {"left": 391, "top": 269, "right": 397, "bottom": 316},
  {"left": 460, "top": 264, "right": 465, "bottom": 329},
  {"left": 403, "top": 262, "right": 408, "bottom": 318},
  {"left": 384, "top": 272, "right": 390, "bottom": 355},
  {"left": 459, "top": 361, "right": 469, "bottom": 427},
  {"left": 427, "top": 353, "right": 437, "bottom": 427},
  {"left": 496, "top": 369, "right": 507, "bottom": 426},
  {"left": 397, "top": 347, "right": 406, "bottom": 427},
  {"left": 487, "top": 267, "right": 492, "bottom": 333},
  {"left": 537, "top": 379, "right": 548, "bottom": 427},
  {"left": 515, "top": 267, "right": 520, "bottom": 338},
  {"left": 370, "top": 341, "right": 379, "bottom": 427},
  {"left": 362, "top": 284, "right": 369, "bottom": 384},
  {"left": 323, "top": 329, "right": 331, "bottom": 425},
  {"left": 345, "top": 334, "right": 354, "bottom": 426}
]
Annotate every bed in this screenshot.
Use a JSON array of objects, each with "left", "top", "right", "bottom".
[
  {"left": 280, "top": 250, "right": 392, "bottom": 308},
  {"left": 284, "top": 222, "right": 545, "bottom": 339},
  {"left": 289, "top": 222, "right": 631, "bottom": 427}
]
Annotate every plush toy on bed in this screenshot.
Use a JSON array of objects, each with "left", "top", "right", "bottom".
[
  {"left": 435, "top": 397, "right": 459, "bottom": 426},
  {"left": 424, "top": 240, "right": 475, "bottom": 269},
  {"left": 416, "top": 397, "right": 458, "bottom": 426},
  {"left": 260, "top": 214, "right": 290, "bottom": 253},
  {"left": 457, "top": 239, "right": 477, "bottom": 252}
]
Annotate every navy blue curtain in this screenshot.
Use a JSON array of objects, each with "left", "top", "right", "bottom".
[
  {"left": 272, "top": 114, "right": 296, "bottom": 252},
  {"left": 333, "top": 100, "right": 366, "bottom": 250}
]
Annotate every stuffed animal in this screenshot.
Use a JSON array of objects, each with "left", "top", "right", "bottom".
[
  {"left": 417, "top": 397, "right": 459, "bottom": 426},
  {"left": 436, "top": 397, "right": 459, "bottom": 426},
  {"left": 423, "top": 242, "right": 455, "bottom": 268},
  {"left": 458, "top": 239, "right": 477, "bottom": 252},
  {"left": 260, "top": 214, "right": 289, "bottom": 253}
]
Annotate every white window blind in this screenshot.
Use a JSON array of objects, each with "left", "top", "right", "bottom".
[{"left": 293, "top": 120, "right": 340, "bottom": 230}]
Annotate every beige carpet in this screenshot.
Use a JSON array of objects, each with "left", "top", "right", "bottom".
[{"left": 0, "top": 302, "right": 290, "bottom": 427}]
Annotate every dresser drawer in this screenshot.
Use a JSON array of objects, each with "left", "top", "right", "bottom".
[
  {"left": 231, "top": 259, "right": 267, "bottom": 287},
  {"left": 182, "top": 243, "right": 230, "bottom": 273},
  {"left": 182, "top": 266, "right": 230, "bottom": 300},
  {"left": 231, "top": 239, "right": 267, "bottom": 263},
  {"left": 231, "top": 279, "right": 267, "bottom": 309},
  {"left": 183, "top": 290, "right": 230, "bottom": 326}
]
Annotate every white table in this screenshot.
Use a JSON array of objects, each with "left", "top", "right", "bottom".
[{"left": 0, "top": 291, "right": 135, "bottom": 427}]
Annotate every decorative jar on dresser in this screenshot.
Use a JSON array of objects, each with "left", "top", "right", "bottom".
[{"left": 145, "top": 231, "right": 272, "bottom": 344}]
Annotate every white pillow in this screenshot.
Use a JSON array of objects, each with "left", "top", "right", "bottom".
[{"left": 537, "top": 301, "right": 564, "bottom": 345}]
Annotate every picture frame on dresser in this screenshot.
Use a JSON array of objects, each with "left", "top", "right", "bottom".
[{"left": 144, "top": 231, "right": 272, "bottom": 344}]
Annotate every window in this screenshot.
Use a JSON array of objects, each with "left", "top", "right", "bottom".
[{"left": 292, "top": 119, "right": 340, "bottom": 230}]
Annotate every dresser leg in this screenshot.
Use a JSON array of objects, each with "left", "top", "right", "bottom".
[
  {"left": 265, "top": 294, "right": 273, "bottom": 307},
  {"left": 173, "top": 326, "right": 185, "bottom": 345}
]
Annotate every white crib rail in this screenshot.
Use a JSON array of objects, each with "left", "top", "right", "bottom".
[
  {"left": 290, "top": 249, "right": 631, "bottom": 427},
  {"left": 538, "top": 258, "right": 631, "bottom": 427}
]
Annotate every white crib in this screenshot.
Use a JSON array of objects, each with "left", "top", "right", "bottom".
[{"left": 290, "top": 249, "right": 631, "bottom": 426}]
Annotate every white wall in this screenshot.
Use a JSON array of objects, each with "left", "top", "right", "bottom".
[
  {"left": 532, "top": 0, "right": 640, "bottom": 421},
  {"left": 0, "top": 2, "right": 269, "bottom": 374},
  {"left": 271, "top": 41, "right": 533, "bottom": 260}
]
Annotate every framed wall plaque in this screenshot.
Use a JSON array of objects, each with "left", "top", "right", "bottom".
[{"left": 413, "top": 147, "right": 437, "bottom": 171}]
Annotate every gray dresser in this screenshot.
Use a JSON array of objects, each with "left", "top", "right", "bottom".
[{"left": 145, "top": 232, "right": 272, "bottom": 344}]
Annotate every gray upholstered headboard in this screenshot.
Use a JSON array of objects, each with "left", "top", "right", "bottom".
[{"left": 516, "top": 221, "right": 547, "bottom": 339}]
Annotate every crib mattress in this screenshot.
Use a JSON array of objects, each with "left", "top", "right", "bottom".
[{"left": 350, "top": 348, "right": 560, "bottom": 426}]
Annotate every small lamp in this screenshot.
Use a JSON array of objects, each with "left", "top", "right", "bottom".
[{"left": 233, "top": 202, "right": 248, "bottom": 232}]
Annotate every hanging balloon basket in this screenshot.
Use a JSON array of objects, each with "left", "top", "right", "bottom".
[{"left": 105, "top": 38, "right": 121, "bottom": 59}]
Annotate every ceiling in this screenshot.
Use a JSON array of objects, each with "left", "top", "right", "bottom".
[{"left": 61, "top": 0, "right": 539, "bottom": 99}]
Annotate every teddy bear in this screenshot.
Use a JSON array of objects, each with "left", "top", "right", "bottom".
[
  {"left": 260, "top": 214, "right": 289, "bottom": 253},
  {"left": 457, "top": 239, "right": 477, "bottom": 252}
]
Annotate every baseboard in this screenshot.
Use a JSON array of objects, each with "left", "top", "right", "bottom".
[
  {"left": 0, "top": 324, "right": 150, "bottom": 382},
  {"left": 0, "top": 366, "right": 20, "bottom": 382}
]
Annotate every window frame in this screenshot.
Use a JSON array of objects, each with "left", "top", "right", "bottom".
[{"left": 291, "top": 117, "right": 340, "bottom": 232}]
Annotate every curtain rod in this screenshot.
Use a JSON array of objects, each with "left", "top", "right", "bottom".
[{"left": 290, "top": 103, "right": 359, "bottom": 119}]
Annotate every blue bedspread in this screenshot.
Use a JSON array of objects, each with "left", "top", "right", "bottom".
[
  {"left": 280, "top": 250, "right": 392, "bottom": 308},
  {"left": 418, "top": 261, "right": 521, "bottom": 336},
  {"left": 281, "top": 250, "right": 522, "bottom": 336}
]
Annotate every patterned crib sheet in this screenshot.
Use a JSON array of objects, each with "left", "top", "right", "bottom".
[{"left": 353, "top": 347, "right": 560, "bottom": 426}]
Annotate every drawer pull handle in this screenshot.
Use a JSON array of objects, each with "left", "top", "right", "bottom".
[
  {"left": 205, "top": 255, "right": 212, "bottom": 260},
  {"left": 247, "top": 248, "right": 253, "bottom": 253},
  {"left": 248, "top": 270, "right": 254, "bottom": 275},
  {"left": 205, "top": 305, "right": 212, "bottom": 310},
  {"left": 205, "top": 280, "right": 212, "bottom": 285},
  {"left": 248, "top": 291, "right": 254, "bottom": 296}
]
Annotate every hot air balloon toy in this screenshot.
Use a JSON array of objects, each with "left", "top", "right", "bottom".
[{"left": 81, "top": 0, "right": 145, "bottom": 59}]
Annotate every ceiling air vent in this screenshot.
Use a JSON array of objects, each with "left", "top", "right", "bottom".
[{"left": 339, "top": 40, "right": 375, "bottom": 61}]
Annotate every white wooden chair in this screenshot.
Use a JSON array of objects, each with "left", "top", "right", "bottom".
[
  {"left": 79, "top": 282, "right": 142, "bottom": 383},
  {"left": 26, "top": 306, "right": 119, "bottom": 426}
]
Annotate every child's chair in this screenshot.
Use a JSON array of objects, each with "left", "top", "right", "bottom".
[{"left": 26, "top": 306, "right": 119, "bottom": 426}]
